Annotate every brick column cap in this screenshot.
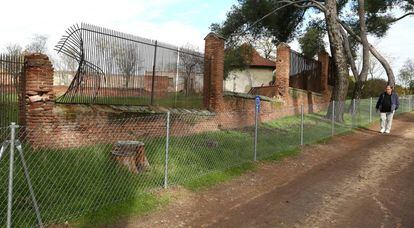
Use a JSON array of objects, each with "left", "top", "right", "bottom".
[
  {"left": 318, "top": 50, "right": 330, "bottom": 57},
  {"left": 318, "top": 50, "right": 329, "bottom": 54},
  {"left": 204, "top": 32, "right": 225, "bottom": 41},
  {"left": 277, "top": 42, "right": 291, "bottom": 49},
  {"left": 24, "top": 53, "right": 53, "bottom": 68}
]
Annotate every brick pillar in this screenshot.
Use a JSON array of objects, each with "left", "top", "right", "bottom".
[
  {"left": 204, "top": 33, "right": 225, "bottom": 111},
  {"left": 275, "top": 43, "right": 290, "bottom": 97},
  {"left": 23, "top": 54, "right": 55, "bottom": 131},
  {"left": 318, "top": 51, "right": 330, "bottom": 99}
]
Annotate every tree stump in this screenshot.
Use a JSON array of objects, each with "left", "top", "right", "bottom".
[{"left": 111, "top": 141, "right": 150, "bottom": 174}]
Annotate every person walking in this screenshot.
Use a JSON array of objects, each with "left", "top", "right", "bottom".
[{"left": 376, "top": 85, "right": 400, "bottom": 134}]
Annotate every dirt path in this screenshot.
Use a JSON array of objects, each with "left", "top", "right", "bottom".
[{"left": 116, "top": 113, "right": 414, "bottom": 228}]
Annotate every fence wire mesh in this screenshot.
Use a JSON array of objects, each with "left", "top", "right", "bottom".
[{"left": 0, "top": 96, "right": 413, "bottom": 227}]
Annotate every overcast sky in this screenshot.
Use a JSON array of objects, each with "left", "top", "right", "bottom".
[{"left": 0, "top": 0, "right": 413, "bottom": 79}]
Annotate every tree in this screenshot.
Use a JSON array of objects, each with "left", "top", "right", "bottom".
[
  {"left": 179, "top": 44, "right": 204, "bottom": 95},
  {"left": 254, "top": 38, "right": 277, "bottom": 60},
  {"left": 347, "top": 0, "right": 414, "bottom": 87},
  {"left": 323, "top": 0, "right": 352, "bottom": 121},
  {"left": 2, "top": 43, "right": 24, "bottom": 104},
  {"left": 223, "top": 44, "right": 254, "bottom": 79},
  {"left": 5, "top": 44, "right": 23, "bottom": 57},
  {"left": 399, "top": 59, "right": 414, "bottom": 94},
  {"left": 211, "top": 0, "right": 413, "bottom": 121},
  {"left": 114, "top": 44, "right": 143, "bottom": 88},
  {"left": 26, "top": 34, "right": 48, "bottom": 54},
  {"left": 355, "top": 51, "right": 394, "bottom": 80},
  {"left": 299, "top": 22, "right": 326, "bottom": 58},
  {"left": 211, "top": 0, "right": 350, "bottom": 121}
]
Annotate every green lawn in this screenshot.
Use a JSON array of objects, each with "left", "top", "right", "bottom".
[
  {"left": 0, "top": 93, "right": 19, "bottom": 129},
  {"left": 56, "top": 93, "right": 204, "bottom": 109},
  {"left": 1, "top": 97, "right": 412, "bottom": 227}
]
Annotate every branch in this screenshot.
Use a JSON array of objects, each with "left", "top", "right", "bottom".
[
  {"left": 243, "top": 0, "right": 315, "bottom": 35},
  {"left": 340, "top": 28, "right": 359, "bottom": 79},
  {"left": 338, "top": 19, "right": 395, "bottom": 85},
  {"left": 389, "top": 12, "right": 414, "bottom": 23},
  {"left": 308, "top": 0, "right": 326, "bottom": 11}
]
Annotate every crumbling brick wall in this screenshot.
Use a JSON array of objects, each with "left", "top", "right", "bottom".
[{"left": 20, "top": 45, "right": 330, "bottom": 150}]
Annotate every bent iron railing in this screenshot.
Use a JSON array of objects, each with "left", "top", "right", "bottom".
[{"left": 55, "top": 23, "right": 205, "bottom": 107}]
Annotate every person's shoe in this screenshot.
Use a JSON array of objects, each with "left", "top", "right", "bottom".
[
  {"left": 380, "top": 128, "right": 385, "bottom": 133},
  {"left": 385, "top": 130, "right": 390, "bottom": 134}
]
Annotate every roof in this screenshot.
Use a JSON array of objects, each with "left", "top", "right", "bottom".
[
  {"left": 250, "top": 49, "right": 276, "bottom": 68},
  {"left": 240, "top": 43, "right": 275, "bottom": 68}
]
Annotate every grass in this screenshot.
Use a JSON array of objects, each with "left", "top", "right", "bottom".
[
  {"left": 0, "top": 93, "right": 19, "bottom": 129},
  {"left": 74, "top": 192, "right": 170, "bottom": 228},
  {"left": 183, "top": 162, "right": 257, "bottom": 191},
  {"left": 56, "top": 93, "right": 204, "bottom": 109},
  {"left": 263, "top": 147, "right": 301, "bottom": 161},
  {"left": 0, "top": 144, "right": 166, "bottom": 227},
  {"left": 1, "top": 97, "right": 411, "bottom": 227}
]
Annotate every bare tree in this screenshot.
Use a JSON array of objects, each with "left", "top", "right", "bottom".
[
  {"left": 356, "top": 52, "right": 393, "bottom": 80},
  {"left": 399, "top": 59, "right": 414, "bottom": 94},
  {"left": 3, "top": 44, "right": 23, "bottom": 77},
  {"left": 53, "top": 53, "right": 78, "bottom": 86},
  {"left": 5, "top": 44, "right": 23, "bottom": 57},
  {"left": 253, "top": 39, "right": 277, "bottom": 61},
  {"left": 179, "top": 44, "right": 203, "bottom": 96},
  {"left": 114, "top": 44, "right": 143, "bottom": 88},
  {"left": 55, "top": 54, "right": 77, "bottom": 71},
  {"left": 26, "top": 34, "right": 48, "bottom": 54},
  {"left": 96, "top": 37, "right": 115, "bottom": 73}
]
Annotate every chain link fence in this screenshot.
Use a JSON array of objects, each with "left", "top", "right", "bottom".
[{"left": 0, "top": 96, "right": 413, "bottom": 227}]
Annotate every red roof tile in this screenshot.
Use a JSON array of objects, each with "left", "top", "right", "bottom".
[
  {"left": 250, "top": 49, "right": 276, "bottom": 68},
  {"left": 240, "top": 43, "right": 275, "bottom": 68}
]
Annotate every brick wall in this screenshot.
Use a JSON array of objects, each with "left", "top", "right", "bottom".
[
  {"left": 318, "top": 51, "right": 331, "bottom": 100},
  {"left": 21, "top": 95, "right": 328, "bottom": 150},
  {"left": 23, "top": 53, "right": 55, "bottom": 129},
  {"left": 204, "top": 33, "right": 225, "bottom": 111},
  {"left": 275, "top": 43, "right": 291, "bottom": 98},
  {"left": 224, "top": 87, "right": 328, "bottom": 122},
  {"left": 20, "top": 44, "right": 331, "bottom": 150}
]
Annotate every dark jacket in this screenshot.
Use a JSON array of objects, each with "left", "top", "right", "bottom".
[{"left": 376, "top": 92, "right": 399, "bottom": 112}]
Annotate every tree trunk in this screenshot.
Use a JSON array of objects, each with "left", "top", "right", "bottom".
[
  {"left": 349, "top": 0, "right": 370, "bottom": 114},
  {"left": 324, "top": 0, "right": 350, "bottom": 122},
  {"left": 125, "top": 74, "right": 130, "bottom": 88},
  {"left": 369, "top": 44, "right": 395, "bottom": 86},
  {"left": 184, "top": 76, "right": 189, "bottom": 96},
  {"left": 341, "top": 28, "right": 358, "bottom": 80}
]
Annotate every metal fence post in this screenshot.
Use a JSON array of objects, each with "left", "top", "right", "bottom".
[
  {"left": 300, "top": 103, "right": 304, "bottom": 145},
  {"left": 174, "top": 47, "right": 180, "bottom": 107},
  {"left": 164, "top": 112, "right": 170, "bottom": 189},
  {"left": 408, "top": 95, "right": 411, "bottom": 112},
  {"left": 331, "top": 101, "right": 335, "bottom": 136},
  {"left": 369, "top": 97, "right": 373, "bottom": 123},
  {"left": 352, "top": 99, "right": 356, "bottom": 128},
  {"left": 254, "top": 104, "right": 258, "bottom": 161},
  {"left": 150, "top": 40, "right": 158, "bottom": 105},
  {"left": 7, "top": 122, "right": 17, "bottom": 228}
]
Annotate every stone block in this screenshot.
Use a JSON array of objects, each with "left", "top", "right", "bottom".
[{"left": 28, "top": 95, "right": 42, "bottom": 103}]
